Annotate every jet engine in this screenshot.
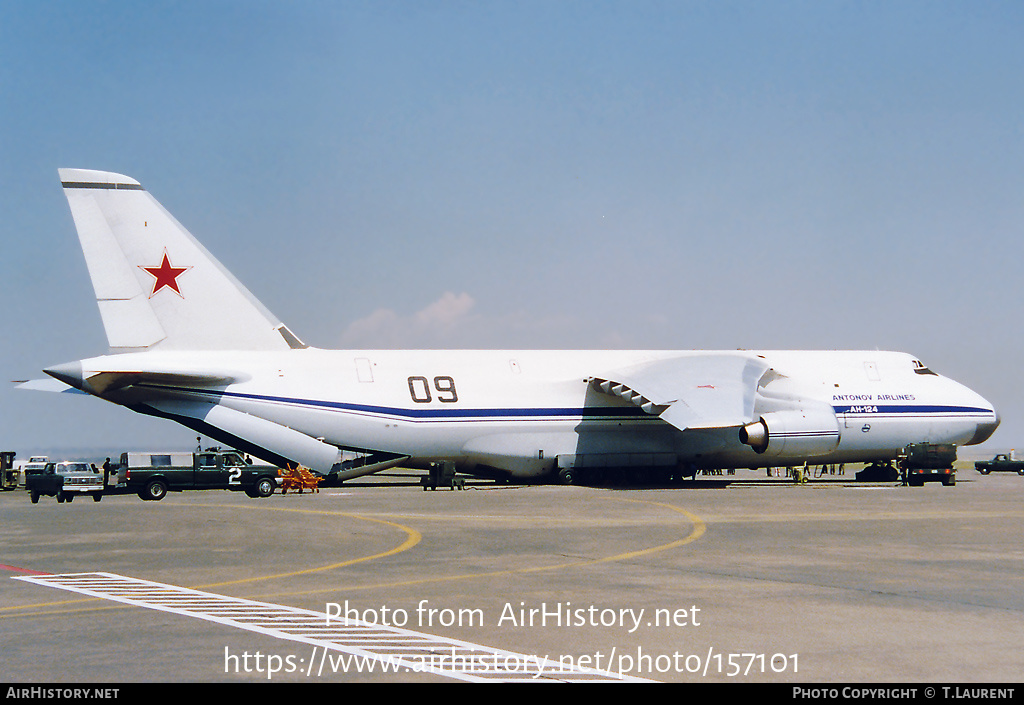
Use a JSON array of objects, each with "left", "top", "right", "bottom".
[{"left": 739, "top": 409, "right": 840, "bottom": 457}]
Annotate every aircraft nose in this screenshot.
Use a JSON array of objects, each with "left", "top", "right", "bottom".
[{"left": 969, "top": 410, "right": 1000, "bottom": 445}]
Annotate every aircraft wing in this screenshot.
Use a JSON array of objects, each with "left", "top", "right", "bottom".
[{"left": 590, "top": 353, "right": 771, "bottom": 431}]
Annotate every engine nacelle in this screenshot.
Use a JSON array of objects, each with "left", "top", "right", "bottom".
[{"left": 739, "top": 409, "right": 840, "bottom": 458}]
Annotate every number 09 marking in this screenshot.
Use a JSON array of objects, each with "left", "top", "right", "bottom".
[{"left": 408, "top": 375, "right": 459, "bottom": 403}]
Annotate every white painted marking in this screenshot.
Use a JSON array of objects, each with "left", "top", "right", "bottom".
[{"left": 15, "top": 572, "right": 649, "bottom": 682}]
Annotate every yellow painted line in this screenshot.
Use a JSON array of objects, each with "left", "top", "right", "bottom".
[
  {"left": 4, "top": 498, "right": 706, "bottom": 613},
  {"left": 1, "top": 504, "right": 421, "bottom": 616},
  {"left": 194, "top": 505, "right": 422, "bottom": 589},
  {"left": 255, "top": 497, "right": 707, "bottom": 598},
  {"left": 0, "top": 600, "right": 129, "bottom": 618}
]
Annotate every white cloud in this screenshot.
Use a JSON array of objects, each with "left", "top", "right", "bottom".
[
  {"left": 338, "top": 292, "right": 479, "bottom": 348},
  {"left": 414, "top": 291, "right": 475, "bottom": 329},
  {"left": 337, "top": 291, "right": 614, "bottom": 349}
]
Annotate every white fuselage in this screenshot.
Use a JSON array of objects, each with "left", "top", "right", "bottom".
[{"left": 68, "top": 348, "right": 998, "bottom": 479}]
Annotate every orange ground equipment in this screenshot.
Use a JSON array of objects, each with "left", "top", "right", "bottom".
[{"left": 280, "top": 465, "right": 322, "bottom": 494}]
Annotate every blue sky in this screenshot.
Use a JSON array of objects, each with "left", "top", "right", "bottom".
[{"left": 2, "top": 1, "right": 1023, "bottom": 456}]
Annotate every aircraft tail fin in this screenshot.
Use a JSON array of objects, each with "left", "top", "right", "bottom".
[{"left": 58, "top": 168, "right": 306, "bottom": 352}]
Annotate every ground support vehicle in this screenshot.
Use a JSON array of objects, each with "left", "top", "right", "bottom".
[
  {"left": 1, "top": 451, "right": 16, "bottom": 490},
  {"left": 974, "top": 453, "right": 1024, "bottom": 475},
  {"left": 898, "top": 442, "right": 957, "bottom": 487},
  {"left": 279, "top": 466, "right": 322, "bottom": 493},
  {"left": 122, "top": 449, "right": 280, "bottom": 501},
  {"left": 25, "top": 461, "right": 104, "bottom": 503},
  {"left": 421, "top": 461, "right": 465, "bottom": 490}
]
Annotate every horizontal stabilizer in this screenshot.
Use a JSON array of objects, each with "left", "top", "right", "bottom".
[
  {"left": 591, "top": 353, "right": 771, "bottom": 431},
  {"left": 85, "top": 370, "right": 244, "bottom": 394},
  {"left": 14, "top": 378, "right": 87, "bottom": 394},
  {"left": 43, "top": 361, "right": 246, "bottom": 395}
]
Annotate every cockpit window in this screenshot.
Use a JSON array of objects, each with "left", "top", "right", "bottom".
[{"left": 912, "top": 359, "right": 938, "bottom": 376}]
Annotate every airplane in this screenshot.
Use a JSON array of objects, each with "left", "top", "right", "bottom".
[{"left": 18, "top": 168, "right": 1000, "bottom": 486}]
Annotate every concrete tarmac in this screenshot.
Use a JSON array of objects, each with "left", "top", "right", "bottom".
[{"left": 2, "top": 469, "right": 1023, "bottom": 683}]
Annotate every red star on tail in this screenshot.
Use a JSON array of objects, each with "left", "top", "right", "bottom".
[{"left": 140, "top": 250, "right": 190, "bottom": 298}]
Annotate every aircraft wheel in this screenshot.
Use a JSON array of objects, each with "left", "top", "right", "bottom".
[
  {"left": 556, "top": 467, "right": 575, "bottom": 485},
  {"left": 144, "top": 480, "right": 167, "bottom": 501}
]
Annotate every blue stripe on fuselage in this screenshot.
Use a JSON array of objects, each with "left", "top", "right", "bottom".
[
  {"left": 836, "top": 404, "right": 992, "bottom": 416},
  {"left": 134, "top": 385, "right": 992, "bottom": 423},
  {"left": 136, "top": 384, "right": 651, "bottom": 421}
]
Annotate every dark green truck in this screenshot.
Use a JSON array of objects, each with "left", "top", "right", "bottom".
[
  {"left": 121, "top": 449, "right": 280, "bottom": 500},
  {"left": 898, "top": 442, "right": 958, "bottom": 486},
  {"left": 974, "top": 453, "right": 1024, "bottom": 475},
  {"left": 26, "top": 461, "right": 105, "bottom": 503}
]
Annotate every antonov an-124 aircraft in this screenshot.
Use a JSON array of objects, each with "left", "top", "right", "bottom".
[{"left": 20, "top": 169, "right": 1000, "bottom": 484}]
